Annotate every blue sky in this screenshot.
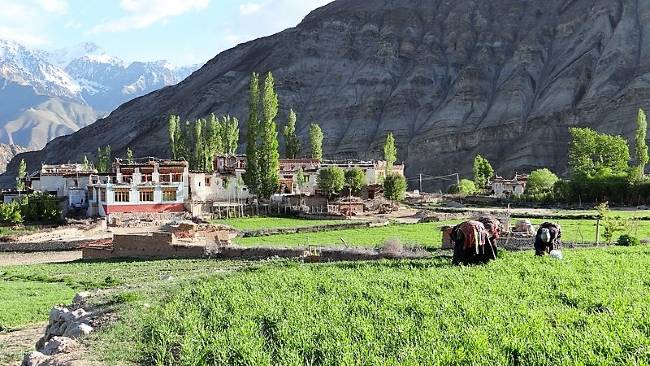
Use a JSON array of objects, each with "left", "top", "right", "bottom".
[{"left": 0, "top": 0, "right": 333, "bottom": 65}]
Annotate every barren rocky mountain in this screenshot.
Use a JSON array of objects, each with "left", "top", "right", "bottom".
[{"left": 6, "top": 0, "right": 650, "bottom": 189}]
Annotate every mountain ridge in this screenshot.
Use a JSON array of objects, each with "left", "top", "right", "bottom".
[
  {"left": 5, "top": 0, "right": 650, "bottom": 188},
  {"left": 0, "top": 39, "right": 200, "bottom": 151}
]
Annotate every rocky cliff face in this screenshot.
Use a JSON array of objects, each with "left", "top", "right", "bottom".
[{"left": 7, "top": 0, "right": 650, "bottom": 189}]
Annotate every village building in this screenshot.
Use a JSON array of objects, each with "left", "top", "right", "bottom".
[
  {"left": 278, "top": 158, "right": 321, "bottom": 195},
  {"left": 489, "top": 173, "right": 528, "bottom": 198},
  {"left": 186, "top": 154, "right": 252, "bottom": 216},
  {"left": 29, "top": 163, "right": 98, "bottom": 210},
  {"left": 87, "top": 158, "right": 189, "bottom": 216}
]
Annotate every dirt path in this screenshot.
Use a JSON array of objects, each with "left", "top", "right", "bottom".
[
  {"left": 0, "top": 251, "right": 82, "bottom": 266},
  {"left": 0, "top": 324, "right": 43, "bottom": 365}
]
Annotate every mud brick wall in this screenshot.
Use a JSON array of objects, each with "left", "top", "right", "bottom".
[{"left": 83, "top": 232, "right": 205, "bottom": 259}]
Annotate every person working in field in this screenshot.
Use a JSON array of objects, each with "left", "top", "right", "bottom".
[
  {"left": 534, "top": 222, "right": 562, "bottom": 256},
  {"left": 451, "top": 216, "right": 501, "bottom": 265}
]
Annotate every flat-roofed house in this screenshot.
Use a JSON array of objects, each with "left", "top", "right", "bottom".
[{"left": 87, "top": 158, "right": 189, "bottom": 217}]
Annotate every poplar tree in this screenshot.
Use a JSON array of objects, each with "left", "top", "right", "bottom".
[
  {"left": 309, "top": 123, "right": 323, "bottom": 160},
  {"left": 258, "top": 72, "right": 280, "bottom": 198},
  {"left": 203, "top": 113, "right": 222, "bottom": 170},
  {"left": 244, "top": 73, "right": 261, "bottom": 195},
  {"left": 16, "top": 159, "right": 27, "bottom": 191},
  {"left": 222, "top": 115, "right": 240, "bottom": 155},
  {"left": 97, "top": 145, "right": 112, "bottom": 173},
  {"left": 383, "top": 132, "right": 397, "bottom": 173},
  {"left": 283, "top": 109, "right": 300, "bottom": 158},
  {"left": 168, "top": 115, "right": 179, "bottom": 159},
  {"left": 194, "top": 119, "right": 205, "bottom": 170},
  {"left": 126, "top": 147, "right": 134, "bottom": 164},
  {"left": 632, "top": 108, "right": 649, "bottom": 181}
]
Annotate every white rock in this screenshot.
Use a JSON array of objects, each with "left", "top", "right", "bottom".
[
  {"left": 63, "top": 322, "right": 93, "bottom": 338},
  {"left": 550, "top": 250, "right": 563, "bottom": 260},
  {"left": 72, "top": 292, "right": 91, "bottom": 304},
  {"left": 42, "top": 336, "right": 78, "bottom": 355}
]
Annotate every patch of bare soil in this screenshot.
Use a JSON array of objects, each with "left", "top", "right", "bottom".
[
  {"left": 0, "top": 251, "right": 82, "bottom": 266},
  {"left": 0, "top": 324, "right": 43, "bottom": 365}
]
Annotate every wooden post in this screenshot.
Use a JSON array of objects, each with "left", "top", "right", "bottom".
[{"left": 595, "top": 218, "right": 600, "bottom": 245}]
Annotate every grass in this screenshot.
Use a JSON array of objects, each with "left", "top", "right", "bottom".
[
  {"left": 211, "top": 217, "right": 348, "bottom": 231},
  {"left": 234, "top": 221, "right": 461, "bottom": 248},
  {"left": 0, "top": 259, "right": 240, "bottom": 330},
  {"left": 0, "top": 225, "right": 40, "bottom": 237},
  {"left": 232, "top": 218, "right": 650, "bottom": 248},
  {"left": 137, "top": 246, "right": 650, "bottom": 365},
  {"left": 0, "top": 278, "right": 75, "bottom": 330}
]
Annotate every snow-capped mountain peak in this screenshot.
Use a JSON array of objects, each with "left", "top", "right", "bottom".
[{"left": 0, "top": 39, "right": 81, "bottom": 100}]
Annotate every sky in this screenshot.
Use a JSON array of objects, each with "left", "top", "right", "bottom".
[{"left": 0, "top": 0, "right": 333, "bottom": 65}]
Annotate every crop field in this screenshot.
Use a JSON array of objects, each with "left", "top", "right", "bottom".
[
  {"left": 233, "top": 221, "right": 461, "bottom": 248},
  {"left": 138, "top": 246, "right": 650, "bottom": 365},
  {"left": 0, "top": 258, "right": 239, "bottom": 331},
  {"left": 211, "top": 217, "right": 347, "bottom": 230},
  {"left": 233, "top": 218, "right": 650, "bottom": 247}
]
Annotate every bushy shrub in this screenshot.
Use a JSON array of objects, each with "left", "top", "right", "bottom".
[
  {"left": 383, "top": 174, "right": 407, "bottom": 201},
  {"left": 19, "top": 192, "right": 61, "bottom": 223},
  {"left": 617, "top": 234, "right": 640, "bottom": 247},
  {"left": 526, "top": 168, "right": 559, "bottom": 195},
  {"left": 0, "top": 201, "right": 23, "bottom": 225},
  {"left": 448, "top": 179, "right": 476, "bottom": 195}
]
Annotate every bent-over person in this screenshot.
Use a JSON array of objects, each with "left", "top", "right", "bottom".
[
  {"left": 535, "top": 222, "right": 561, "bottom": 256},
  {"left": 451, "top": 217, "right": 501, "bottom": 265}
]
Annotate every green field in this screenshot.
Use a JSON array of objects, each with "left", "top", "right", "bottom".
[
  {"left": 212, "top": 217, "right": 347, "bottom": 231},
  {"left": 139, "top": 246, "right": 650, "bottom": 365},
  {"left": 2, "top": 247, "right": 650, "bottom": 364},
  {"left": 233, "top": 218, "right": 650, "bottom": 247},
  {"left": 234, "top": 221, "right": 458, "bottom": 248},
  {"left": 0, "top": 259, "right": 238, "bottom": 330}
]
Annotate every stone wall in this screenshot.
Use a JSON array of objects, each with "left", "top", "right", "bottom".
[{"left": 82, "top": 232, "right": 205, "bottom": 259}]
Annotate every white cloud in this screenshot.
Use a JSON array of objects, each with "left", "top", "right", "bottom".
[
  {"left": 91, "top": 0, "right": 211, "bottom": 33},
  {"left": 219, "top": 0, "right": 332, "bottom": 49},
  {"left": 0, "top": 25, "right": 47, "bottom": 45},
  {"left": 0, "top": 0, "right": 51, "bottom": 45},
  {"left": 239, "top": 3, "right": 263, "bottom": 15},
  {"left": 36, "top": 0, "right": 68, "bottom": 14}
]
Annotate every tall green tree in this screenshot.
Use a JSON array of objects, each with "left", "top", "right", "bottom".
[
  {"left": 194, "top": 119, "right": 205, "bottom": 170},
  {"left": 244, "top": 72, "right": 261, "bottom": 195},
  {"left": 96, "top": 145, "right": 112, "bottom": 173},
  {"left": 632, "top": 108, "right": 649, "bottom": 181},
  {"left": 344, "top": 167, "right": 365, "bottom": 196},
  {"left": 568, "top": 127, "right": 630, "bottom": 178},
  {"left": 383, "top": 132, "right": 397, "bottom": 173},
  {"left": 125, "top": 147, "right": 134, "bottom": 164},
  {"left": 309, "top": 123, "right": 323, "bottom": 160},
  {"left": 318, "top": 166, "right": 345, "bottom": 199},
  {"left": 258, "top": 72, "right": 281, "bottom": 199},
  {"left": 222, "top": 115, "right": 240, "bottom": 155},
  {"left": 168, "top": 115, "right": 180, "bottom": 159},
  {"left": 83, "top": 155, "right": 91, "bottom": 171},
  {"left": 472, "top": 155, "right": 494, "bottom": 189},
  {"left": 203, "top": 113, "right": 223, "bottom": 170},
  {"left": 283, "top": 109, "right": 300, "bottom": 158},
  {"left": 16, "top": 159, "right": 27, "bottom": 191},
  {"left": 295, "top": 167, "right": 306, "bottom": 193}
]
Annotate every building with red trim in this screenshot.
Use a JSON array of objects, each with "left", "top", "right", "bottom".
[{"left": 87, "top": 158, "right": 189, "bottom": 217}]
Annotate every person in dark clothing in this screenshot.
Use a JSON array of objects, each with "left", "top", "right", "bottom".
[
  {"left": 535, "top": 222, "right": 561, "bottom": 256},
  {"left": 451, "top": 217, "right": 501, "bottom": 265}
]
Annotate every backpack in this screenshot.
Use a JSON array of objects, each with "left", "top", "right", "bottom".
[{"left": 540, "top": 228, "right": 551, "bottom": 243}]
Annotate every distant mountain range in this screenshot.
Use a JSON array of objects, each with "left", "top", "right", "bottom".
[{"left": 0, "top": 39, "right": 200, "bottom": 155}]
